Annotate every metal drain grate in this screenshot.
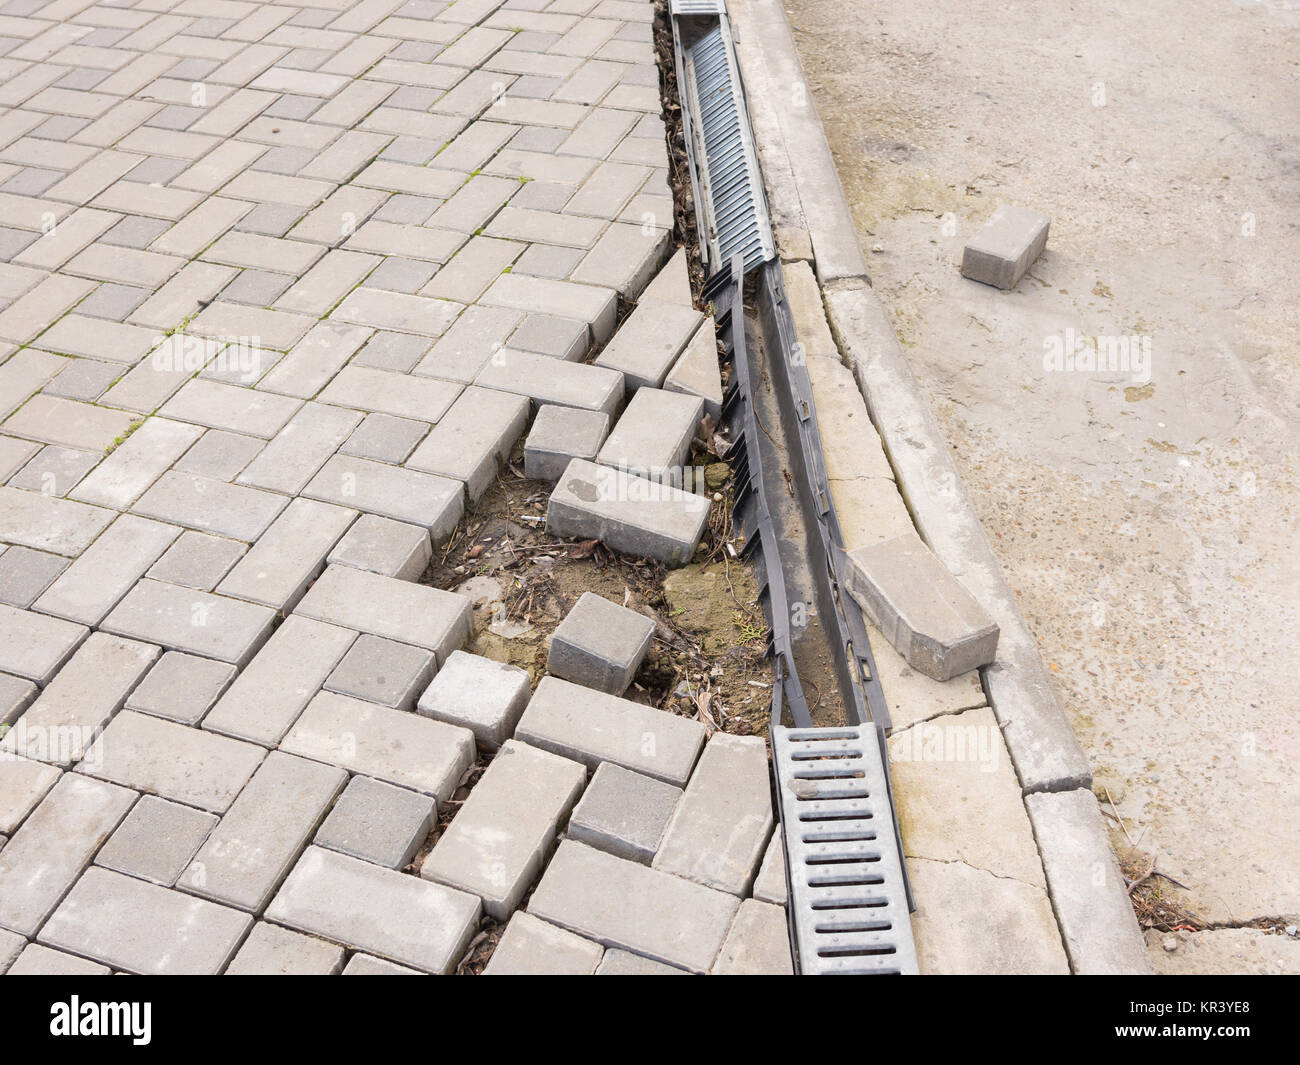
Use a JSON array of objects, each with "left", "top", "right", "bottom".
[{"left": 773, "top": 725, "right": 919, "bottom": 974}]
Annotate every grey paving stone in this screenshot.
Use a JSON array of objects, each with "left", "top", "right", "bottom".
[
  {"left": 546, "top": 458, "right": 711, "bottom": 566},
  {"left": 267, "top": 846, "right": 480, "bottom": 974},
  {"left": 0, "top": 546, "right": 67, "bottom": 608},
  {"left": 0, "top": 774, "right": 135, "bottom": 936},
  {"left": 314, "top": 775, "right": 436, "bottom": 870},
  {"left": 0, "top": 929, "right": 20, "bottom": 973},
  {"left": 529, "top": 840, "right": 739, "bottom": 973},
  {"left": 514, "top": 241, "right": 584, "bottom": 280},
  {"left": 516, "top": 676, "right": 704, "bottom": 787},
  {"left": 132, "top": 470, "right": 288, "bottom": 543},
  {"left": 295, "top": 564, "right": 471, "bottom": 665},
  {"left": 7, "top": 943, "right": 111, "bottom": 976},
  {"left": 524, "top": 404, "right": 609, "bottom": 482},
  {"left": 567, "top": 762, "right": 680, "bottom": 865},
  {"left": 961, "top": 204, "right": 1050, "bottom": 290},
  {"left": 0, "top": 755, "right": 60, "bottom": 835},
  {"left": 103, "top": 214, "right": 171, "bottom": 249},
  {"left": 416, "top": 650, "right": 531, "bottom": 751},
  {"left": 594, "top": 298, "right": 703, "bottom": 391},
  {"left": 0, "top": 673, "right": 38, "bottom": 729},
  {"left": 324, "top": 635, "right": 435, "bottom": 710},
  {"left": 596, "top": 949, "right": 688, "bottom": 975},
  {"left": 752, "top": 833, "right": 789, "bottom": 906},
  {"left": 0, "top": 601, "right": 88, "bottom": 685},
  {"left": 845, "top": 531, "right": 1000, "bottom": 682},
  {"left": 257, "top": 320, "right": 371, "bottom": 400},
  {"left": 640, "top": 247, "right": 693, "bottom": 308},
  {"left": 653, "top": 733, "right": 773, "bottom": 896},
  {"left": 421, "top": 739, "right": 585, "bottom": 920},
  {"left": 547, "top": 591, "right": 654, "bottom": 695},
  {"left": 159, "top": 379, "right": 302, "bottom": 440},
  {"left": 9, "top": 444, "right": 99, "bottom": 498},
  {"left": 340, "top": 413, "right": 428, "bottom": 463},
  {"left": 570, "top": 221, "right": 668, "bottom": 298},
  {"left": 175, "top": 430, "right": 266, "bottom": 482},
  {"left": 509, "top": 312, "right": 588, "bottom": 361},
  {"left": 413, "top": 304, "right": 524, "bottom": 384},
  {"left": 236, "top": 402, "right": 362, "bottom": 496},
  {"left": 94, "top": 795, "right": 218, "bottom": 888},
  {"left": 482, "top": 911, "right": 603, "bottom": 975},
  {"left": 100, "top": 579, "right": 276, "bottom": 667},
  {"left": 476, "top": 348, "right": 623, "bottom": 417},
  {"left": 74, "top": 283, "right": 150, "bottom": 322},
  {"left": 38, "top": 867, "right": 252, "bottom": 976},
  {"left": 180, "top": 751, "right": 346, "bottom": 913},
  {"left": 225, "top": 922, "right": 346, "bottom": 976},
  {"left": 125, "top": 651, "right": 237, "bottom": 727},
  {"left": 664, "top": 316, "right": 723, "bottom": 423},
  {"left": 711, "top": 899, "right": 793, "bottom": 975},
  {"left": 319, "top": 365, "right": 463, "bottom": 423},
  {"left": 69, "top": 419, "right": 204, "bottom": 510},
  {"left": 598, "top": 386, "right": 701, "bottom": 485},
  {"left": 147, "top": 531, "right": 247, "bottom": 592},
  {"left": 353, "top": 331, "right": 434, "bottom": 373},
  {"left": 43, "top": 358, "right": 123, "bottom": 401},
  {"left": 479, "top": 273, "right": 618, "bottom": 345},
  {"left": 326, "top": 514, "right": 432, "bottom": 582},
  {"left": 0, "top": 485, "right": 115, "bottom": 559},
  {"left": 302, "top": 454, "right": 464, "bottom": 540},
  {"left": 405, "top": 386, "right": 529, "bottom": 501},
  {"left": 342, "top": 953, "right": 422, "bottom": 975},
  {"left": 80, "top": 710, "right": 265, "bottom": 814}
]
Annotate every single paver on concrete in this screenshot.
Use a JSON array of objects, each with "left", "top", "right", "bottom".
[
  {"left": 594, "top": 299, "right": 703, "bottom": 391},
  {"left": 39, "top": 867, "right": 251, "bottom": 976},
  {"left": 960, "top": 204, "right": 1050, "bottom": 290},
  {"left": 0, "top": 756, "right": 60, "bottom": 835},
  {"left": 547, "top": 590, "right": 655, "bottom": 695},
  {"left": 596, "top": 949, "right": 688, "bottom": 975},
  {"left": 711, "top": 899, "right": 794, "bottom": 975},
  {"left": 547, "top": 459, "right": 711, "bottom": 566},
  {"left": 125, "top": 651, "right": 237, "bottom": 726},
  {"left": 327, "top": 514, "right": 432, "bottom": 582},
  {"left": 95, "top": 795, "right": 218, "bottom": 889},
  {"left": 482, "top": 912, "right": 603, "bottom": 975},
  {"left": 530, "top": 840, "right": 740, "bottom": 974},
  {"left": 597, "top": 387, "right": 702, "bottom": 484},
  {"left": 653, "top": 733, "right": 774, "bottom": 896},
  {"left": 7, "top": 943, "right": 111, "bottom": 976},
  {"left": 567, "top": 762, "right": 680, "bottom": 865},
  {"left": 524, "top": 404, "right": 609, "bottom": 482},
  {"left": 517, "top": 676, "right": 705, "bottom": 787},
  {"left": 315, "top": 776, "right": 436, "bottom": 871},
  {"left": 225, "top": 922, "right": 346, "bottom": 976},
  {"left": 100, "top": 579, "right": 275, "bottom": 668},
  {"left": 267, "top": 847, "right": 480, "bottom": 975},
  {"left": 421, "top": 740, "right": 585, "bottom": 920},
  {"left": 416, "top": 649, "right": 530, "bottom": 750}
]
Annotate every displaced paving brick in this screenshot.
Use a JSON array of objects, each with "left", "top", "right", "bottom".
[
  {"left": 516, "top": 675, "right": 704, "bottom": 786},
  {"left": 529, "top": 840, "right": 739, "bottom": 973},
  {"left": 146, "top": 530, "right": 247, "bottom": 592},
  {"left": 405, "top": 386, "right": 529, "bottom": 502},
  {"left": 567, "top": 761, "right": 680, "bottom": 865},
  {"left": 960, "top": 204, "right": 1050, "bottom": 290},
  {"left": 267, "top": 846, "right": 480, "bottom": 974},
  {"left": 303, "top": 454, "right": 464, "bottom": 539},
  {"left": 0, "top": 774, "right": 135, "bottom": 936},
  {"left": 570, "top": 221, "right": 668, "bottom": 298},
  {"left": 546, "top": 458, "right": 710, "bottom": 566},
  {"left": 324, "top": 635, "right": 435, "bottom": 710},
  {"left": 752, "top": 832, "right": 788, "bottom": 906},
  {"left": 664, "top": 317, "right": 723, "bottom": 423},
  {"left": 326, "top": 514, "right": 431, "bottom": 582},
  {"left": 180, "top": 751, "right": 346, "bottom": 913},
  {"left": 548, "top": 591, "right": 654, "bottom": 695},
  {"left": 598, "top": 387, "right": 702, "bottom": 483},
  {"left": 653, "top": 733, "right": 774, "bottom": 895},
  {"left": 95, "top": 795, "right": 217, "bottom": 888},
  {"left": 315, "top": 775, "right": 436, "bottom": 870},
  {"left": 640, "top": 247, "right": 693, "bottom": 307},
  {"left": 482, "top": 911, "right": 603, "bottom": 975},
  {"left": 0, "top": 755, "right": 60, "bottom": 835},
  {"left": 476, "top": 348, "right": 624, "bottom": 418},
  {"left": 845, "top": 531, "right": 999, "bottom": 682},
  {"left": 479, "top": 272, "right": 618, "bottom": 344},
  {"left": 7, "top": 943, "right": 111, "bottom": 976},
  {"left": 416, "top": 649, "right": 531, "bottom": 750},
  {"left": 596, "top": 949, "right": 687, "bottom": 975},
  {"left": 421, "top": 739, "right": 585, "bottom": 919},
  {"left": 225, "top": 922, "right": 346, "bottom": 976},
  {"left": 100, "top": 579, "right": 275, "bottom": 667},
  {"left": 0, "top": 602, "right": 88, "bottom": 685},
  {"left": 711, "top": 899, "right": 793, "bottom": 975},
  {"left": 282, "top": 691, "right": 475, "bottom": 802},
  {"left": 524, "top": 403, "right": 609, "bottom": 481},
  {"left": 594, "top": 299, "right": 703, "bottom": 391},
  {"left": 39, "top": 867, "right": 252, "bottom": 975}
]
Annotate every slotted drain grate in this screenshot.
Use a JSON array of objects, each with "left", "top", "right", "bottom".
[{"left": 773, "top": 725, "right": 919, "bottom": 974}]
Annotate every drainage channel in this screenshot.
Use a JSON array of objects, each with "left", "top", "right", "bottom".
[{"left": 673, "top": 3, "right": 919, "bottom": 973}]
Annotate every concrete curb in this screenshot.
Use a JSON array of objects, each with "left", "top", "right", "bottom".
[{"left": 730, "top": 0, "right": 1151, "bottom": 973}]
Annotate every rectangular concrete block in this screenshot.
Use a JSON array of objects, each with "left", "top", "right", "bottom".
[
  {"left": 267, "top": 846, "right": 481, "bottom": 974},
  {"left": 303, "top": 454, "right": 464, "bottom": 541},
  {"left": 524, "top": 404, "right": 609, "bottom": 482},
  {"left": 597, "top": 386, "right": 702, "bottom": 483},
  {"left": 479, "top": 272, "right": 618, "bottom": 345},
  {"left": 225, "top": 922, "right": 346, "bottom": 976},
  {"left": 132, "top": 470, "right": 288, "bottom": 543},
  {"left": 711, "top": 898, "right": 793, "bottom": 975},
  {"left": 475, "top": 347, "right": 624, "bottom": 418},
  {"left": 547, "top": 591, "right": 654, "bottom": 695},
  {"left": 7, "top": 943, "right": 111, "bottom": 976},
  {"left": 546, "top": 458, "right": 711, "bottom": 566},
  {"left": 516, "top": 675, "right": 705, "bottom": 787},
  {"left": 752, "top": 832, "right": 788, "bottom": 906},
  {"left": 960, "top": 204, "right": 1050, "bottom": 290},
  {"left": 568, "top": 762, "right": 680, "bottom": 865},
  {"left": 95, "top": 795, "right": 217, "bottom": 888},
  {"left": 482, "top": 911, "right": 603, "bottom": 975},
  {"left": 405, "top": 385, "right": 529, "bottom": 501},
  {"left": 845, "top": 531, "right": 1000, "bottom": 682},
  {"left": 529, "top": 840, "right": 739, "bottom": 973},
  {"left": 594, "top": 299, "right": 703, "bottom": 391},
  {"left": 314, "top": 776, "right": 436, "bottom": 870},
  {"left": 422, "top": 739, "right": 585, "bottom": 919},
  {"left": 596, "top": 949, "right": 688, "bottom": 975},
  {"left": 416, "top": 649, "right": 531, "bottom": 750},
  {"left": 0, "top": 485, "right": 115, "bottom": 559}
]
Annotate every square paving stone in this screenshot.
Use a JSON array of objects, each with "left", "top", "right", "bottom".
[
  {"left": 0, "top": 546, "right": 68, "bottom": 608},
  {"left": 416, "top": 649, "right": 531, "bottom": 750},
  {"left": 147, "top": 530, "right": 247, "bottom": 592},
  {"left": 103, "top": 215, "right": 172, "bottom": 250},
  {"left": 568, "top": 762, "right": 681, "bottom": 865},
  {"left": 175, "top": 430, "right": 266, "bottom": 482},
  {"left": 339, "top": 413, "right": 428, "bottom": 463},
  {"left": 325, "top": 514, "right": 432, "bottom": 582},
  {"left": 74, "top": 284, "right": 150, "bottom": 322},
  {"left": 353, "top": 331, "right": 435, "bottom": 372},
  {"left": 125, "top": 651, "right": 238, "bottom": 726},
  {"left": 547, "top": 591, "right": 655, "bottom": 695},
  {"left": 10, "top": 445, "right": 100, "bottom": 498},
  {"left": 324, "top": 635, "right": 435, "bottom": 710},
  {"left": 225, "top": 922, "right": 346, "bottom": 975},
  {"left": 314, "top": 775, "right": 436, "bottom": 870},
  {"left": 94, "top": 795, "right": 218, "bottom": 887},
  {"left": 43, "top": 359, "right": 122, "bottom": 401},
  {"left": 523, "top": 404, "right": 609, "bottom": 482}
]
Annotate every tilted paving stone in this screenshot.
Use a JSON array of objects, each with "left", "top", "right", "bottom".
[
  {"left": 664, "top": 317, "right": 723, "bottom": 424},
  {"left": 421, "top": 740, "right": 586, "bottom": 920},
  {"left": 0, "top": 601, "right": 89, "bottom": 685},
  {"left": 283, "top": 691, "right": 475, "bottom": 802},
  {"left": 302, "top": 454, "right": 464, "bottom": 539},
  {"left": 570, "top": 221, "right": 668, "bottom": 298},
  {"left": 179, "top": 751, "right": 347, "bottom": 914},
  {"left": 567, "top": 761, "right": 681, "bottom": 866},
  {"left": 597, "top": 387, "right": 703, "bottom": 484},
  {"left": 225, "top": 922, "right": 347, "bottom": 977},
  {"left": 653, "top": 733, "right": 775, "bottom": 896},
  {"left": 417, "top": 649, "right": 532, "bottom": 751},
  {"left": 0, "top": 755, "right": 60, "bottom": 836},
  {"left": 7, "top": 943, "right": 111, "bottom": 976},
  {"left": 752, "top": 833, "right": 789, "bottom": 906},
  {"left": 547, "top": 590, "right": 655, "bottom": 695},
  {"left": 711, "top": 899, "right": 794, "bottom": 975},
  {"left": 267, "top": 846, "right": 481, "bottom": 975},
  {"left": 596, "top": 949, "right": 688, "bottom": 975},
  {"left": 100, "top": 579, "right": 275, "bottom": 667},
  {"left": 640, "top": 247, "right": 693, "bottom": 307},
  {"left": 475, "top": 348, "right": 623, "bottom": 418},
  {"left": 315, "top": 775, "right": 437, "bottom": 871},
  {"left": 0, "top": 774, "right": 135, "bottom": 937},
  {"left": 529, "top": 840, "right": 740, "bottom": 973},
  {"left": 132, "top": 470, "right": 289, "bottom": 543},
  {"left": 479, "top": 272, "right": 618, "bottom": 345},
  {"left": 482, "top": 911, "right": 604, "bottom": 975},
  {"left": 516, "top": 675, "right": 705, "bottom": 787},
  {"left": 94, "top": 795, "right": 218, "bottom": 889},
  {"left": 147, "top": 530, "right": 247, "bottom": 593},
  {"left": 594, "top": 299, "right": 703, "bottom": 391},
  {"left": 524, "top": 404, "right": 609, "bottom": 482},
  {"left": 324, "top": 634, "right": 435, "bottom": 711},
  {"left": 203, "top": 616, "right": 356, "bottom": 746},
  {"left": 125, "top": 652, "right": 237, "bottom": 727},
  {"left": 326, "top": 514, "right": 432, "bottom": 582},
  {"left": 235, "top": 402, "right": 362, "bottom": 496},
  {"left": 405, "top": 385, "right": 529, "bottom": 502},
  {"left": 38, "top": 867, "right": 252, "bottom": 976},
  {"left": 0, "top": 486, "right": 115, "bottom": 558}
]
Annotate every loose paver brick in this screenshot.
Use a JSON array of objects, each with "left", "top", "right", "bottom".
[
  {"left": 267, "top": 846, "right": 480, "bottom": 974},
  {"left": 547, "top": 590, "right": 655, "bottom": 695},
  {"left": 324, "top": 635, "right": 435, "bottom": 711},
  {"left": 100, "top": 579, "right": 275, "bottom": 667},
  {"left": 567, "top": 761, "right": 680, "bottom": 865},
  {"left": 711, "top": 899, "right": 794, "bottom": 975},
  {"left": 421, "top": 739, "right": 586, "bottom": 919},
  {"left": 597, "top": 386, "right": 702, "bottom": 485},
  {"left": 405, "top": 385, "right": 529, "bottom": 502},
  {"left": 570, "top": 221, "right": 668, "bottom": 298},
  {"left": 752, "top": 833, "right": 789, "bottom": 906},
  {"left": 664, "top": 317, "right": 723, "bottom": 423},
  {"left": 961, "top": 204, "right": 1050, "bottom": 290},
  {"left": 476, "top": 347, "right": 624, "bottom": 418},
  {"left": 94, "top": 795, "right": 218, "bottom": 888},
  {"left": 529, "top": 840, "right": 739, "bottom": 973},
  {"left": 326, "top": 514, "right": 432, "bottom": 583},
  {"left": 640, "top": 247, "right": 693, "bottom": 307},
  {"left": 314, "top": 775, "right": 436, "bottom": 870},
  {"left": 416, "top": 649, "right": 531, "bottom": 751},
  {"left": 225, "top": 922, "right": 346, "bottom": 976},
  {"left": 483, "top": 911, "right": 604, "bottom": 975},
  {"left": 303, "top": 454, "right": 464, "bottom": 539},
  {"left": 479, "top": 272, "right": 618, "bottom": 345},
  {"left": 594, "top": 299, "right": 703, "bottom": 391},
  {"left": 524, "top": 404, "right": 609, "bottom": 482}
]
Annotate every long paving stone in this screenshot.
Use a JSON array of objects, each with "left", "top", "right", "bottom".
[
  {"left": 281, "top": 691, "right": 475, "bottom": 803},
  {"left": 302, "top": 454, "right": 463, "bottom": 539},
  {"left": 0, "top": 674, "right": 39, "bottom": 729},
  {"left": 38, "top": 867, "right": 252, "bottom": 976},
  {"left": 529, "top": 840, "right": 739, "bottom": 974},
  {"left": 421, "top": 740, "right": 585, "bottom": 919},
  {"left": 0, "top": 601, "right": 89, "bottom": 685},
  {"left": 179, "top": 751, "right": 346, "bottom": 914},
  {"left": 405, "top": 385, "right": 529, "bottom": 502},
  {"left": 132, "top": 470, "right": 289, "bottom": 542},
  {"left": 0, "top": 774, "right": 135, "bottom": 936},
  {"left": 474, "top": 347, "right": 623, "bottom": 417},
  {"left": 318, "top": 365, "right": 462, "bottom": 422},
  {"left": 7, "top": 943, "right": 111, "bottom": 976},
  {"left": 3, "top": 394, "right": 137, "bottom": 452},
  {"left": 0, "top": 485, "right": 115, "bottom": 557},
  {"left": 159, "top": 378, "right": 302, "bottom": 439},
  {"left": 597, "top": 387, "right": 702, "bottom": 482},
  {"left": 482, "top": 911, "right": 604, "bottom": 975},
  {"left": 516, "top": 675, "right": 704, "bottom": 787},
  {"left": 68, "top": 418, "right": 203, "bottom": 510},
  {"left": 594, "top": 298, "right": 702, "bottom": 391},
  {"left": 267, "top": 846, "right": 481, "bottom": 974},
  {"left": 100, "top": 579, "right": 276, "bottom": 667},
  {"left": 235, "top": 402, "right": 362, "bottom": 496},
  {"left": 479, "top": 273, "right": 618, "bottom": 344}
]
